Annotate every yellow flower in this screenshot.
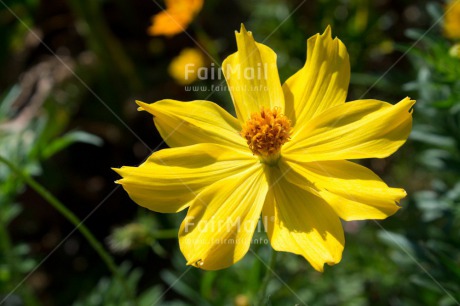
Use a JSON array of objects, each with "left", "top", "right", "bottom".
[
  {"left": 148, "top": 0, "right": 203, "bottom": 37},
  {"left": 114, "top": 25, "right": 415, "bottom": 272},
  {"left": 449, "top": 43, "right": 460, "bottom": 58},
  {"left": 168, "top": 48, "right": 205, "bottom": 85},
  {"left": 444, "top": 1, "right": 460, "bottom": 40}
]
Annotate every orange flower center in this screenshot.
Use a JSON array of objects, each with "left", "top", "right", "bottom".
[{"left": 240, "top": 107, "right": 291, "bottom": 164}]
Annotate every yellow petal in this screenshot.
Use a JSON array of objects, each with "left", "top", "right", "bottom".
[
  {"left": 281, "top": 159, "right": 405, "bottom": 221},
  {"left": 263, "top": 167, "right": 344, "bottom": 272},
  {"left": 222, "top": 24, "right": 284, "bottom": 123},
  {"left": 284, "top": 97, "right": 415, "bottom": 161},
  {"left": 443, "top": 1, "right": 460, "bottom": 40},
  {"left": 179, "top": 164, "right": 268, "bottom": 270},
  {"left": 113, "top": 143, "right": 255, "bottom": 213},
  {"left": 137, "top": 100, "right": 247, "bottom": 149},
  {"left": 283, "top": 26, "right": 350, "bottom": 128}
]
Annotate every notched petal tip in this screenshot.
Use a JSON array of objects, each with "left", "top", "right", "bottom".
[
  {"left": 236, "top": 23, "right": 252, "bottom": 37},
  {"left": 313, "top": 258, "right": 340, "bottom": 273},
  {"left": 111, "top": 167, "right": 133, "bottom": 182},
  {"left": 400, "top": 188, "right": 408, "bottom": 198},
  {"left": 305, "top": 32, "right": 320, "bottom": 48},
  {"left": 393, "top": 188, "right": 407, "bottom": 207},
  {"left": 135, "top": 100, "right": 162, "bottom": 118},
  {"left": 403, "top": 96, "right": 416, "bottom": 113},
  {"left": 397, "top": 97, "right": 416, "bottom": 114},
  {"left": 402, "top": 96, "right": 415, "bottom": 104},
  {"left": 135, "top": 100, "right": 149, "bottom": 112},
  {"left": 323, "top": 24, "right": 332, "bottom": 37},
  {"left": 111, "top": 167, "right": 123, "bottom": 175},
  {"left": 186, "top": 258, "right": 204, "bottom": 268},
  {"left": 325, "top": 260, "right": 339, "bottom": 268},
  {"left": 111, "top": 168, "right": 125, "bottom": 185},
  {"left": 310, "top": 250, "right": 342, "bottom": 272}
]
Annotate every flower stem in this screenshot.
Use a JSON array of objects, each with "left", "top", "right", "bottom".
[
  {"left": 67, "top": 0, "right": 141, "bottom": 91},
  {"left": 256, "top": 247, "right": 277, "bottom": 306},
  {"left": 0, "top": 220, "right": 19, "bottom": 283},
  {"left": 152, "top": 228, "right": 178, "bottom": 239},
  {"left": 0, "top": 155, "right": 135, "bottom": 303}
]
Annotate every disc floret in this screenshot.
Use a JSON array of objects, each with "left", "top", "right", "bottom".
[{"left": 240, "top": 107, "right": 291, "bottom": 164}]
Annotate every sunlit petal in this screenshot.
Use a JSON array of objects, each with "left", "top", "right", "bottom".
[
  {"left": 284, "top": 97, "right": 415, "bottom": 161},
  {"left": 114, "top": 144, "right": 255, "bottom": 213},
  {"left": 222, "top": 24, "right": 284, "bottom": 123},
  {"left": 283, "top": 26, "right": 350, "bottom": 129},
  {"left": 137, "top": 99, "right": 247, "bottom": 149},
  {"left": 263, "top": 166, "right": 344, "bottom": 272},
  {"left": 179, "top": 164, "right": 268, "bottom": 270},
  {"left": 281, "top": 159, "right": 405, "bottom": 221}
]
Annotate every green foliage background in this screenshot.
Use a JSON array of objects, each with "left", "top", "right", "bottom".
[{"left": 0, "top": 0, "right": 459, "bottom": 305}]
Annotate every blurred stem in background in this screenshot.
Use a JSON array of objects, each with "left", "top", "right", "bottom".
[
  {"left": 0, "top": 155, "right": 136, "bottom": 304},
  {"left": 255, "top": 247, "right": 277, "bottom": 306},
  {"left": 0, "top": 222, "right": 38, "bottom": 305},
  {"left": 0, "top": 219, "right": 18, "bottom": 282},
  {"left": 192, "top": 22, "right": 221, "bottom": 66},
  {"left": 67, "top": 0, "right": 141, "bottom": 94}
]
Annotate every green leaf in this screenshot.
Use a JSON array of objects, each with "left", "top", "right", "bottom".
[
  {"left": 411, "top": 127, "right": 456, "bottom": 147},
  {"left": 41, "top": 130, "right": 103, "bottom": 159},
  {"left": 426, "top": 2, "right": 443, "bottom": 21},
  {"left": 377, "top": 231, "right": 415, "bottom": 256},
  {"left": 161, "top": 270, "right": 211, "bottom": 305}
]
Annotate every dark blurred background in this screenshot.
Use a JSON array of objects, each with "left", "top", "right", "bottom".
[{"left": 1, "top": 0, "right": 459, "bottom": 305}]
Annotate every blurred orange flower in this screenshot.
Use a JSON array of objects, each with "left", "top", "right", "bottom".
[
  {"left": 148, "top": 0, "right": 203, "bottom": 37},
  {"left": 444, "top": 0, "right": 460, "bottom": 40}
]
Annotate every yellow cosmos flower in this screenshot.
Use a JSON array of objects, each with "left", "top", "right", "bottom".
[
  {"left": 168, "top": 48, "right": 206, "bottom": 85},
  {"left": 444, "top": 0, "right": 460, "bottom": 40},
  {"left": 449, "top": 43, "right": 460, "bottom": 58},
  {"left": 114, "top": 25, "right": 415, "bottom": 272},
  {"left": 148, "top": 0, "right": 203, "bottom": 37}
]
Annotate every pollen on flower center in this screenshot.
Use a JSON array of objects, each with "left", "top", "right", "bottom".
[{"left": 240, "top": 107, "right": 291, "bottom": 163}]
